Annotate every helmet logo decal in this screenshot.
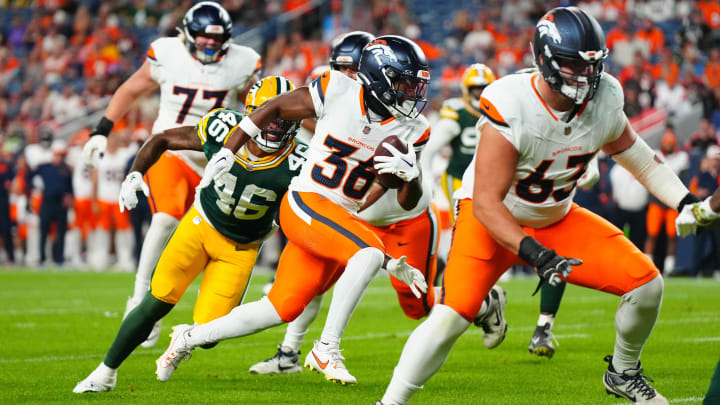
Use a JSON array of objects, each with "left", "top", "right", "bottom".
[
  {"left": 578, "top": 49, "right": 607, "bottom": 61},
  {"left": 417, "top": 70, "right": 430, "bottom": 80},
  {"left": 366, "top": 44, "right": 398, "bottom": 65},
  {"left": 537, "top": 19, "right": 562, "bottom": 44},
  {"left": 205, "top": 24, "right": 224, "bottom": 34}
]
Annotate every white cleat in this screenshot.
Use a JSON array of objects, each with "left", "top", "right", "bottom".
[
  {"left": 303, "top": 341, "right": 357, "bottom": 385},
  {"left": 249, "top": 345, "right": 302, "bottom": 375},
  {"left": 72, "top": 363, "right": 117, "bottom": 393},
  {"left": 155, "top": 324, "right": 194, "bottom": 382},
  {"left": 473, "top": 285, "right": 507, "bottom": 349},
  {"left": 603, "top": 355, "right": 668, "bottom": 404}
]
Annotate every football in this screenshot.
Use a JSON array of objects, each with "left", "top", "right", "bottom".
[{"left": 373, "top": 135, "right": 408, "bottom": 189}]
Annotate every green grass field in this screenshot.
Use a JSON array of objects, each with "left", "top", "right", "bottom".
[{"left": 1, "top": 270, "right": 717, "bottom": 404}]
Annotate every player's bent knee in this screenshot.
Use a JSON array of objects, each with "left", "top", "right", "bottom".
[
  {"left": 630, "top": 275, "right": 664, "bottom": 309},
  {"left": 150, "top": 285, "right": 180, "bottom": 305},
  {"left": 270, "top": 294, "right": 308, "bottom": 323},
  {"left": 427, "top": 304, "right": 470, "bottom": 341}
]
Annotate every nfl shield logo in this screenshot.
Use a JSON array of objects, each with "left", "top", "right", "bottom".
[{"left": 363, "top": 126, "right": 371, "bottom": 134}]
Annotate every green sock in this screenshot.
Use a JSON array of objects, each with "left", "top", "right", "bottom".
[
  {"left": 540, "top": 281, "right": 566, "bottom": 314},
  {"left": 705, "top": 359, "right": 720, "bottom": 404},
  {"left": 104, "top": 292, "right": 174, "bottom": 368}
]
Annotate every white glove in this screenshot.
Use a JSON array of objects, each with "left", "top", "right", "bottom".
[
  {"left": 577, "top": 156, "right": 599, "bottom": 189},
  {"left": 385, "top": 256, "right": 428, "bottom": 298},
  {"left": 373, "top": 141, "right": 419, "bottom": 183},
  {"left": 198, "top": 147, "right": 235, "bottom": 189},
  {"left": 118, "top": 171, "right": 149, "bottom": 213},
  {"left": 81, "top": 135, "right": 107, "bottom": 168},
  {"left": 676, "top": 197, "right": 718, "bottom": 237}
]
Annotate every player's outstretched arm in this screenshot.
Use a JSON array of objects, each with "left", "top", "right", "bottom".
[
  {"left": 119, "top": 126, "right": 199, "bottom": 212},
  {"left": 199, "top": 87, "right": 318, "bottom": 187},
  {"left": 82, "top": 61, "right": 159, "bottom": 167},
  {"left": 605, "top": 120, "right": 694, "bottom": 213},
  {"left": 128, "top": 126, "right": 200, "bottom": 175}
]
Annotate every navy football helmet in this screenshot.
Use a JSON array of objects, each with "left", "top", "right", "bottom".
[
  {"left": 532, "top": 7, "right": 608, "bottom": 104},
  {"left": 329, "top": 31, "right": 375, "bottom": 71},
  {"left": 357, "top": 35, "right": 430, "bottom": 119},
  {"left": 181, "top": 2, "right": 232, "bottom": 64}
]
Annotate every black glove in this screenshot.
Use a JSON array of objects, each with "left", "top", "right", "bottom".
[
  {"left": 677, "top": 192, "right": 700, "bottom": 212},
  {"left": 518, "top": 237, "right": 582, "bottom": 295}
]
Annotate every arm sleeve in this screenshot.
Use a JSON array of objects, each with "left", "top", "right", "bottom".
[{"left": 611, "top": 137, "right": 690, "bottom": 210}]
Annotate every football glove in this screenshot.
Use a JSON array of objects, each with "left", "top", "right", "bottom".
[
  {"left": 676, "top": 197, "right": 718, "bottom": 237},
  {"left": 385, "top": 255, "right": 427, "bottom": 299},
  {"left": 518, "top": 237, "right": 582, "bottom": 295},
  {"left": 118, "top": 171, "right": 149, "bottom": 213},
  {"left": 198, "top": 147, "right": 235, "bottom": 189},
  {"left": 374, "top": 141, "right": 419, "bottom": 183},
  {"left": 81, "top": 135, "right": 107, "bottom": 168}
]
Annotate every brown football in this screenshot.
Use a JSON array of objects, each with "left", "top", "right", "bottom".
[{"left": 373, "top": 135, "right": 408, "bottom": 189}]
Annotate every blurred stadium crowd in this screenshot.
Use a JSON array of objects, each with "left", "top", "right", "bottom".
[{"left": 0, "top": 0, "right": 719, "bottom": 277}]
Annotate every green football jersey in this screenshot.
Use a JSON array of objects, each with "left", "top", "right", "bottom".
[
  {"left": 195, "top": 108, "right": 307, "bottom": 244},
  {"left": 439, "top": 98, "right": 482, "bottom": 179}
]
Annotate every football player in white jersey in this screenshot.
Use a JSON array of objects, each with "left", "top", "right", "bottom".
[
  {"left": 81, "top": 2, "right": 261, "bottom": 347},
  {"left": 247, "top": 33, "right": 506, "bottom": 385},
  {"left": 153, "top": 35, "right": 434, "bottom": 383},
  {"left": 378, "top": 8, "right": 696, "bottom": 405}
]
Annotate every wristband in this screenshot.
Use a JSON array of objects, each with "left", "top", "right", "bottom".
[
  {"left": 94, "top": 116, "right": 114, "bottom": 137},
  {"left": 677, "top": 192, "right": 700, "bottom": 212},
  {"left": 517, "top": 236, "right": 545, "bottom": 268},
  {"left": 238, "top": 116, "right": 261, "bottom": 138}
]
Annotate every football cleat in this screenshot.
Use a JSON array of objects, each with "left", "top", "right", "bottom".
[
  {"left": 528, "top": 323, "right": 556, "bottom": 358},
  {"left": 304, "top": 341, "right": 357, "bottom": 385},
  {"left": 603, "top": 355, "right": 668, "bottom": 404},
  {"left": 155, "top": 324, "right": 194, "bottom": 382},
  {"left": 473, "top": 285, "right": 507, "bottom": 349},
  {"left": 72, "top": 363, "right": 116, "bottom": 393},
  {"left": 249, "top": 345, "right": 302, "bottom": 375}
]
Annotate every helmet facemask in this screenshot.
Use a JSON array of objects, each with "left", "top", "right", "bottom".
[
  {"left": 184, "top": 30, "right": 230, "bottom": 64},
  {"left": 252, "top": 119, "right": 300, "bottom": 153},
  {"left": 383, "top": 66, "right": 429, "bottom": 119},
  {"left": 535, "top": 42, "right": 606, "bottom": 105}
]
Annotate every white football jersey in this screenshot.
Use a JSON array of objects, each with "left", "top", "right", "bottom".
[
  {"left": 290, "top": 70, "right": 430, "bottom": 213},
  {"left": 96, "top": 147, "right": 135, "bottom": 203},
  {"left": 147, "top": 37, "right": 261, "bottom": 174},
  {"left": 455, "top": 72, "right": 626, "bottom": 228},
  {"left": 356, "top": 174, "right": 433, "bottom": 226},
  {"left": 69, "top": 146, "right": 93, "bottom": 199}
]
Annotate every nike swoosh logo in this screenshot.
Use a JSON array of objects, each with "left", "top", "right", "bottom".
[
  {"left": 278, "top": 364, "right": 296, "bottom": 371},
  {"left": 492, "top": 314, "right": 501, "bottom": 326},
  {"left": 400, "top": 157, "right": 414, "bottom": 167},
  {"left": 482, "top": 101, "right": 491, "bottom": 110},
  {"left": 235, "top": 246, "right": 247, "bottom": 251},
  {"left": 311, "top": 351, "right": 329, "bottom": 369},
  {"left": 398, "top": 242, "right": 409, "bottom": 246},
  {"left": 531, "top": 337, "right": 540, "bottom": 344}
]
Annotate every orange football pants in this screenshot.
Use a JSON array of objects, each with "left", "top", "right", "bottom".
[
  {"left": 442, "top": 199, "right": 659, "bottom": 322},
  {"left": 97, "top": 201, "right": 131, "bottom": 230},
  {"left": 268, "top": 191, "right": 385, "bottom": 322},
  {"left": 73, "top": 198, "right": 96, "bottom": 239},
  {"left": 367, "top": 205, "right": 440, "bottom": 320},
  {"left": 143, "top": 152, "right": 201, "bottom": 219},
  {"left": 646, "top": 202, "right": 678, "bottom": 237}
]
